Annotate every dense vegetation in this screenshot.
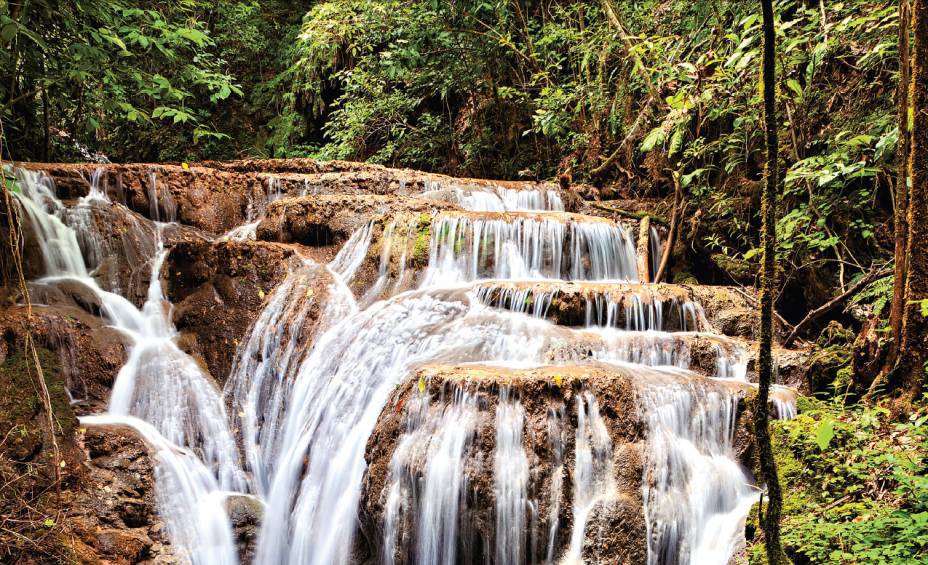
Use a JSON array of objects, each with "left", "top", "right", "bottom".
[
  {"left": 3, "top": 0, "right": 928, "bottom": 563},
  {"left": 2, "top": 0, "right": 904, "bottom": 314}
]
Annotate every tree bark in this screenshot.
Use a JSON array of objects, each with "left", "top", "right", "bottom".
[
  {"left": 898, "top": 0, "right": 928, "bottom": 397},
  {"left": 888, "top": 0, "right": 911, "bottom": 369},
  {"left": 653, "top": 171, "right": 682, "bottom": 284},
  {"left": 755, "top": 0, "right": 787, "bottom": 562},
  {"left": 636, "top": 216, "right": 651, "bottom": 283}
]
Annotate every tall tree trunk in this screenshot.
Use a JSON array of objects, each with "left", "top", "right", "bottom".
[
  {"left": 899, "top": 0, "right": 928, "bottom": 397},
  {"left": 755, "top": 0, "right": 787, "bottom": 562},
  {"left": 888, "top": 0, "right": 911, "bottom": 369}
]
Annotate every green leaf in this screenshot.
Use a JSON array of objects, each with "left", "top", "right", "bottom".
[
  {"left": 640, "top": 127, "right": 667, "bottom": 153},
  {"left": 786, "top": 78, "right": 803, "bottom": 98},
  {"left": 815, "top": 417, "right": 835, "bottom": 451},
  {"left": 668, "top": 127, "right": 686, "bottom": 157},
  {"left": 0, "top": 22, "right": 17, "bottom": 44}
]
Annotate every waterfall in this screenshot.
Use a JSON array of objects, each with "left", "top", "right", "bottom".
[
  {"left": 11, "top": 163, "right": 801, "bottom": 565},
  {"left": 650, "top": 225, "right": 664, "bottom": 277},
  {"left": 224, "top": 261, "right": 325, "bottom": 495},
  {"left": 494, "top": 388, "right": 530, "bottom": 565},
  {"left": 254, "top": 290, "right": 557, "bottom": 564},
  {"left": 414, "top": 389, "right": 478, "bottom": 565},
  {"left": 640, "top": 383, "right": 757, "bottom": 565},
  {"left": 566, "top": 392, "right": 616, "bottom": 562},
  {"left": 448, "top": 185, "right": 565, "bottom": 212},
  {"left": 12, "top": 168, "right": 242, "bottom": 565},
  {"left": 422, "top": 213, "right": 638, "bottom": 285},
  {"left": 544, "top": 405, "right": 567, "bottom": 564}
]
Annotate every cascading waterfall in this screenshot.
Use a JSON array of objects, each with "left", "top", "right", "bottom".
[
  {"left": 254, "top": 291, "right": 559, "bottom": 565},
  {"left": 422, "top": 213, "right": 638, "bottom": 285},
  {"left": 566, "top": 392, "right": 617, "bottom": 562},
  {"left": 640, "top": 382, "right": 757, "bottom": 565},
  {"left": 224, "top": 261, "right": 327, "bottom": 496},
  {"left": 12, "top": 168, "right": 242, "bottom": 565},
  {"left": 147, "top": 171, "right": 178, "bottom": 223},
  {"left": 649, "top": 225, "right": 664, "bottom": 277},
  {"left": 225, "top": 175, "right": 285, "bottom": 241},
  {"left": 544, "top": 405, "right": 567, "bottom": 564},
  {"left": 447, "top": 185, "right": 565, "bottom": 212},
  {"left": 494, "top": 388, "right": 531, "bottom": 565},
  {"left": 11, "top": 162, "right": 802, "bottom": 565},
  {"left": 414, "top": 389, "right": 478, "bottom": 565}
]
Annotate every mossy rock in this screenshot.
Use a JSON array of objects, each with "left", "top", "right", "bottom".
[
  {"left": 411, "top": 212, "right": 432, "bottom": 268},
  {"left": 0, "top": 347, "right": 74, "bottom": 461}
]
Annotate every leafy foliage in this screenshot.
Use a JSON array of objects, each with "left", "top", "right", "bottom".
[{"left": 748, "top": 397, "right": 928, "bottom": 564}]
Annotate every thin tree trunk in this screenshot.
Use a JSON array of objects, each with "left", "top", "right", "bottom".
[
  {"left": 888, "top": 0, "right": 911, "bottom": 368},
  {"left": 756, "top": 0, "right": 787, "bottom": 562},
  {"left": 653, "top": 171, "right": 682, "bottom": 284},
  {"left": 636, "top": 216, "right": 651, "bottom": 283},
  {"left": 898, "top": 0, "right": 928, "bottom": 397}
]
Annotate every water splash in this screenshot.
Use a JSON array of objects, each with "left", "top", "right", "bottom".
[{"left": 641, "top": 382, "right": 756, "bottom": 565}]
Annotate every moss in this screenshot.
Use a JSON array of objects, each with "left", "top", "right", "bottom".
[
  {"left": 672, "top": 271, "right": 698, "bottom": 284},
  {"left": 0, "top": 346, "right": 74, "bottom": 459},
  {"left": 411, "top": 213, "right": 432, "bottom": 268},
  {"left": 711, "top": 252, "right": 754, "bottom": 280}
]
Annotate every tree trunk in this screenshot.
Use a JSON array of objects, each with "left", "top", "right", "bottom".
[
  {"left": 755, "top": 0, "right": 787, "bottom": 562},
  {"left": 636, "top": 216, "right": 651, "bottom": 283},
  {"left": 653, "top": 171, "right": 682, "bottom": 284},
  {"left": 898, "top": 0, "right": 928, "bottom": 397},
  {"left": 888, "top": 0, "right": 911, "bottom": 369}
]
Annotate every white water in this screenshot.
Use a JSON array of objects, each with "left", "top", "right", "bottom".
[
  {"left": 224, "top": 261, "right": 327, "bottom": 496},
  {"left": 13, "top": 168, "right": 242, "bottom": 565},
  {"left": 13, "top": 164, "right": 800, "bottom": 565},
  {"left": 566, "top": 392, "right": 617, "bottom": 562},
  {"left": 446, "top": 185, "right": 565, "bottom": 212},
  {"left": 414, "top": 389, "right": 478, "bottom": 565},
  {"left": 641, "top": 382, "right": 757, "bottom": 565},
  {"left": 544, "top": 405, "right": 567, "bottom": 564},
  {"left": 422, "top": 213, "right": 638, "bottom": 285},
  {"left": 494, "top": 388, "right": 530, "bottom": 565}
]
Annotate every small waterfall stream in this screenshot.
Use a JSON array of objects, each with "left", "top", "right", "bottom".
[
  {"left": 12, "top": 168, "right": 242, "bottom": 564},
  {"left": 12, "top": 166, "right": 796, "bottom": 565}
]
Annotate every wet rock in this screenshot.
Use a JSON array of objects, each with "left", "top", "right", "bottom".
[
  {"left": 21, "top": 162, "right": 264, "bottom": 233},
  {"left": 256, "top": 194, "right": 455, "bottom": 247},
  {"left": 164, "top": 239, "right": 331, "bottom": 384},
  {"left": 0, "top": 333, "right": 170, "bottom": 563},
  {"left": 0, "top": 304, "right": 126, "bottom": 413},
  {"left": 360, "top": 363, "right": 651, "bottom": 565},
  {"left": 225, "top": 494, "right": 264, "bottom": 564},
  {"left": 74, "top": 424, "right": 176, "bottom": 563}
]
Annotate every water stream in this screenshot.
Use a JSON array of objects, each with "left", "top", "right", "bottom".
[{"left": 12, "top": 165, "right": 795, "bottom": 565}]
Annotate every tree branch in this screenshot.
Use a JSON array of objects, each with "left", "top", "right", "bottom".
[{"left": 783, "top": 265, "right": 891, "bottom": 347}]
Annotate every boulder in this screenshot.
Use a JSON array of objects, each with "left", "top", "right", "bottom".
[{"left": 164, "top": 239, "right": 331, "bottom": 384}]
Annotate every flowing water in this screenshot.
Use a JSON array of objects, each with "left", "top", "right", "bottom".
[
  {"left": 12, "top": 164, "right": 796, "bottom": 565},
  {"left": 13, "top": 168, "right": 242, "bottom": 564}
]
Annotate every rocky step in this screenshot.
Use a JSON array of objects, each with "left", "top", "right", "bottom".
[
  {"left": 163, "top": 239, "right": 334, "bottom": 385},
  {"left": 20, "top": 160, "right": 578, "bottom": 236},
  {"left": 472, "top": 280, "right": 762, "bottom": 338},
  {"left": 255, "top": 194, "right": 456, "bottom": 248},
  {"left": 19, "top": 162, "right": 269, "bottom": 233},
  {"left": 359, "top": 362, "right": 791, "bottom": 564}
]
